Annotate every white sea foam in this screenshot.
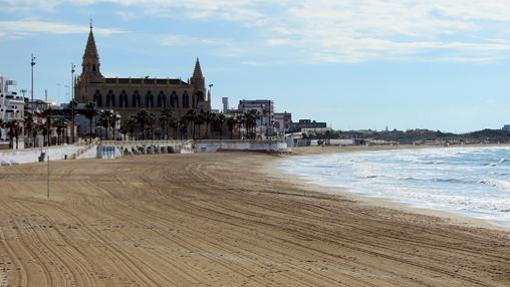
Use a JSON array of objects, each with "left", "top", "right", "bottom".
[{"left": 281, "top": 146, "right": 510, "bottom": 227}]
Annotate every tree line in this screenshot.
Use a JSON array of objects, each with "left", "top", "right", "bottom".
[{"left": 1, "top": 101, "right": 262, "bottom": 149}]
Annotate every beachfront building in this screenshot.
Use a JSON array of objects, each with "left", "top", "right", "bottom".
[
  {"left": 237, "top": 99, "right": 274, "bottom": 138},
  {"left": 274, "top": 112, "right": 292, "bottom": 136},
  {"left": 290, "top": 119, "right": 330, "bottom": 136},
  {"left": 222, "top": 97, "right": 229, "bottom": 113},
  {"left": 75, "top": 24, "right": 212, "bottom": 126},
  {"left": 0, "top": 75, "right": 25, "bottom": 149}
]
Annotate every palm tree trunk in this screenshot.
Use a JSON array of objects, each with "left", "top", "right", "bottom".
[{"left": 89, "top": 118, "right": 92, "bottom": 139}]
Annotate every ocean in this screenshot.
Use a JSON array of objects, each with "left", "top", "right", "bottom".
[{"left": 280, "top": 146, "right": 510, "bottom": 227}]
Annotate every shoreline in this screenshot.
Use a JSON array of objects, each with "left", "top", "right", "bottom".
[
  {"left": 1, "top": 151, "right": 510, "bottom": 286},
  {"left": 272, "top": 145, "right": 510, "bottom": 231}
]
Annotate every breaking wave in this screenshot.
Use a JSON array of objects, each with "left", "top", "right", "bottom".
[{"left": 281, "top": 146, "right": 510, "bottom": 227}]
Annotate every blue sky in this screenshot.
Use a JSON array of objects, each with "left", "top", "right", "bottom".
[{"left": 1, "top": 0, "right": 509, "bottom": 132}]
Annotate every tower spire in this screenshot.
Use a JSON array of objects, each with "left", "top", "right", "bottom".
[
  {"left": 193, "top": 58, "right": 203, "bottom": 79},
  {"left": 84, "top": 23, "right": 99, "bottom": 60},
  {"left": 190, "top": 57, "right": 205, "bottom": 93},
  {"left": 81, "top": 21, "right": 102, "bottom": 80}
]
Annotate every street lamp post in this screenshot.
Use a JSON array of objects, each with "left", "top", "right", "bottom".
[
  {"left": 30, "top": 54, "right": 36, "bottom": 103},
  {"left": 71, "top": 63, "right": 76, "bottom": 143},
  {"left": 208, "top": 84, "right": 213, "bottom": 102}
]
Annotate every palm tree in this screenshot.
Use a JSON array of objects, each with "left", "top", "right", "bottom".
[
  {"left": 243, "top": 109, "right": 260, "bottom": 139},
  {"left": 23, "top": 111, "right": 35, "bottom": 148},
  {"left": 209, "top": 113, "right": 225, "bottom": 139},
  {"left": 42, "top": 108, "right": 57, "bottom": 146},
  {"left": 54, "top": 118, "right": 66, "bottom": 145},
  {"left": 83, "top": 102, "right": 98, "bottom": 139},
  {"left": 34, "top": 123, "right": 45, "bottom": 147},
  {"left": 112, "top": 114, "right": 120, "bottom": 140},
  {"left": 177, "top": 118, "right": 187, "bottom": 140},
  {"left": 226, "top": 117, "right": 236, "bottom": 140},
  {"left": 0, "top": 119, "right": 4, "bottom": 142},
  {"left": 5, "top": 120, "right": 15, "bottom": 149},
  {"left": 168, "top": 114, "right": 177, "bottom": 140},
  {"left": 147, "top": 112, "right": 156, "bottom": 140},
  {"left": 195, "top": 110, "right": 205, "bottom": 139},
  {"left": 5, "top": 120, "right": 22, "bottom": 149},
  {"left": 159, "top": 108, "right": 172, "bottom": 139},
  {"left": 98, "top": 110, "right": 115, "bottom": 140},
  {"left": 133, "top": 110, "right": 155, "bottom": 140},
  {"left": 123, "top": 117, "right": 138, "bottom": 139},
  {"left": 236, "top": 114, "right": 245, "bottom": 139},
  {"left": 68, "top": 99, "right": 78, "bottom": 143},
  {"left": 203, "top": 110, "right": 213, "bottom": 139},
  {"left": 184, "top": 109, "right": 197, "bottom": 139},
  {"left": 216, "top": 113, "right": 226, "bottom": 139}
]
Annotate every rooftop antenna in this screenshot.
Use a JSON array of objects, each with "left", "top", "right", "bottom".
[{"left": 45, "top": 89, "right": 47, "bottom": 101}]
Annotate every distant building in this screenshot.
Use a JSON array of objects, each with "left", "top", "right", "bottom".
[
  {"left": 273, "top": 112, "right": 292, "bottom": 135},
  {"left": 238, "top": 99, "right": 274, "bottom": 137},
  {"left": 291, "top": 119, "right": 327, "bottom": 130},
  {"left": 0, "top": 75, "right": 25, "bottom": 149},
  {"left": 290, "top": 119, "right": 330, "bottom": 135},
  {"left": 503, "top": 125, "right": 510, "bottom": 132},
  {"left": 26, "top": 99, "right": 59, "bottom": 114},
  {"left": 222, "top": 97, "right": 229, "bottom": 113},
  {"left": 74, "top": 24, "right": 211, "bottom": 127}
]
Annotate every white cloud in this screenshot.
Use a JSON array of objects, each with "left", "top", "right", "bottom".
[
  {"left": 158, "top": 34, "right": 229, "bottom": 47},
  {"left": 0, "top": 19, "right": 125, "bottom": 37},
  {"left": 3, "top": 0, "right": 510, "bottom": 63},
  {"left": 115, "top": 11, "right": 138, "bottom": 21}
]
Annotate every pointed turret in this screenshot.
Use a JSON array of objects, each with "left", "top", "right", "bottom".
[
  {"left": 84, "top": 24, "right": 99, "bottom": 60},
  {"left": 81, "top": 23, "right": 103, "bottom": 81},
  {"left": 193, "top": 58, "right": 203, "bottom": 79},
  {"left": 190, "top": 57, "right": 205, "bottom": 91}
]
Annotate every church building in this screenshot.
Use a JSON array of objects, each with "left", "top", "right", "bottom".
[{"left": 75, "top": 24, "right": 211, "bottom": 123}]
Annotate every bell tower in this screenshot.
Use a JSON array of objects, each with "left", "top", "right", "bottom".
[
  {"left": 81, "top": 22, "right": 103, "bottom": 82},
  {"left": 190, "top": 58, "right": 207, "bottom": 109},
  {"left": 190, "top": 58, "right": 205, "bottom": 90}
]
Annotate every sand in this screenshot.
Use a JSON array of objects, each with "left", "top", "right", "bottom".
[{"left": 0, "top": 151, "right": 509, "bottom": 286}]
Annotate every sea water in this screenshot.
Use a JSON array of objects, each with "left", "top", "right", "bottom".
[{"left": 280, "top": 146, "right": 510, "bottom": 227}]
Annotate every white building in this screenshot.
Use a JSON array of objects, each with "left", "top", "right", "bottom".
[
  {"left": 222, "top": 97, "right": 229, "bottom": 113},
  {"left": 273, "top": 112, "right": 292, "bottom": 137},
  {"left": 238, "top": 99, "right": 274, "bottom": 138},
  {"left": 0, "top": 75, "right": 25, "bottom": 149}
]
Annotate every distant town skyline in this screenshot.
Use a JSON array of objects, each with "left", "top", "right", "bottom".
[{"left": 1, "top": 1, "right": 510, "bottom": 133}]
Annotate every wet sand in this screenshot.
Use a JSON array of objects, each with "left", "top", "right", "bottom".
[{"left": 0, "top": 151, "right": 509, "bottom": 286}]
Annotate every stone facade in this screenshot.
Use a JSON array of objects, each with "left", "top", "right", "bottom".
[{"left": 75, "top": 25, "right": 211, "bottom": 123}]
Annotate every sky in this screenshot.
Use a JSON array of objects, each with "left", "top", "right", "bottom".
[{"left": 1, "top": 0, "right": 509, "bottom": 133}]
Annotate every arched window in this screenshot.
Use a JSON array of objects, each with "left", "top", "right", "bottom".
[
  {"left": 106, "top": 90, "right": 116, "bottom": 107},
  {"left": 157, "top": 91, "right": 166, "bottom": 108},
  {"left": 145, "top": 91, "right": 154, "bottom": 108},
  {"left": 132, "top": 91, "right": 141, "bottom": 108},
  {"left": 93, "top": 90, "right": 103, "bottom": 107},
  {"left": 119, "top": 90, "right": 128, "bottom": 108},
  {"left": 183, "top": 91, "right": 190, "bottom": 108},
  {"left": 170, "top": 91, "right": 179, "bottom": 108}
]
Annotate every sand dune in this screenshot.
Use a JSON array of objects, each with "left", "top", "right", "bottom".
[{"left": 0, "top": 152, "right": 509, "bottom": 286}]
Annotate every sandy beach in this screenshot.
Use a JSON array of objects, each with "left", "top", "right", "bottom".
[{"left": 0, "top": 151, "right": 509, "bottom": 286}]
